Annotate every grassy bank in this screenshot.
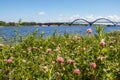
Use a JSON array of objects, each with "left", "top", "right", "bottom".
[{"left": 0, "top": 26, "right": 120, "bottom": 80}]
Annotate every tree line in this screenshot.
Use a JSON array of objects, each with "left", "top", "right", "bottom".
[
  {"left": 0, "top": 20, "right": 91, "bottom": 27},
  {"left": 0, "top": 21, "right": 43, "bottom": 26}
]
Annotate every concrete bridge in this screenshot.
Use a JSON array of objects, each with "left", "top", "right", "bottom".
[{"left": 41, "top": 18, "right": 119, "bottom": 26}]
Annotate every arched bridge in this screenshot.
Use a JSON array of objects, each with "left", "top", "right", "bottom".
[
  {"left": 40, "top": 18, "right": 118, "bottom": 26},
  {"left": 70, "top": 18, "right": 117, "bottom": 26},
  {"left": 69, "top": 19, "right": 90, "bottom": 26}
]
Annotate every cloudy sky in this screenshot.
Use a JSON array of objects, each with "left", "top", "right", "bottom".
[{"left": 0, "top": 0, "right": 120, "bottom": 22}]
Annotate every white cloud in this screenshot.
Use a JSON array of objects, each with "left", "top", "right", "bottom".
[
  {"left": 107, "top": 15, "right": 120, "bottom": 21},
  {"left": 69, "top": 14, "right": 80, "bottom": 20},
  {"left": 97, "top": 16, "right": 104, "bottom": 18},
  {"left": 38, "top": 11, "right": 45, "bottom": 16},
  {"left": 45, "top": 14, "right": 120, "bottom": 23},
  {"left": 85, "top": 15, "right": 94, "bottom": 20},
  {"left": 67, "top": 14, "right": 120, "bottom": 22}
]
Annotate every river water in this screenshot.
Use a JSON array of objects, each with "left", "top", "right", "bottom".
[{"left": 0, "top": 26, "right": 120, "bottom": 39}]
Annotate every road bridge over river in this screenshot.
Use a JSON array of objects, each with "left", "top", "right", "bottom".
[{"left": 41, "top": 18, "right": 120, "bottom": 26}]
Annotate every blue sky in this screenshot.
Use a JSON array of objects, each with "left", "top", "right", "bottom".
[{"left": 0, "top": 0, "right": 120, "bottom": 22}]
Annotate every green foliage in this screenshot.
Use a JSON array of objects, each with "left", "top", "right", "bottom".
[
  {"left": 95, "top": 25, "right": 105, "bottom": 40},
  {"left": 17, "top": 19, "right": 22, "bottom": 27},
  {"left": 0, "top": 21, "right": 6, "bottom": 26},
  {"left": 0, "top": 26, "right": 120, "bottom": 80}
]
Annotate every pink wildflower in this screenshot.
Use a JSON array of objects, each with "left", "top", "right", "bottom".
[
  {"left": 43, "top": 66, "right": 48, "bottom": 71},
  {"left": 100, "top": 41, "right": 106, "bottom": 47},
  {"left": 67, "top": 59, "right": 75, "bottom": 64},
  {"left": 57, "top": 57, "right": 64, "bottom": 63},
  {"left": 4, "top": 59, "right": 13, "bottom": 63},
  {"left": 90, "top": 62, "right": 97, "bottom": 69},
  {"left": 52, "top": 61, "right": 55, "bottom": 65},
  {"left": 43, "top": 66, "right": 48, "bottom": 73},
  {"left": 27, "top": 47, "right": 31, "bottom": 51},
  {"left": 86, "top": 28, "right": 92, "bottom": 34},
  {"left": 74, "top": 69, "right": 80, "bottom": 75},
  {"left": 46, "top": 48, "right": 52, "bottom": 53}
]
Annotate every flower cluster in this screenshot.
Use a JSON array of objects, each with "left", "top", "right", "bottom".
[{"left": 0, "top": 27, "right": 119, "bottom": 80}]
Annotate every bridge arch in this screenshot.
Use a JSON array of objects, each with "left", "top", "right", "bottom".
[
  {"left": 92, "top": 18, "right": 116, "bottom": 26},
  {"left": 69, "top": 19, "right": 90, "bottom": 26}
]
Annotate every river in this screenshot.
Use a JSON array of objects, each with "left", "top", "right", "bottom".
[{"left": 0, "top": 26, "right": 120, "bottom": 39}]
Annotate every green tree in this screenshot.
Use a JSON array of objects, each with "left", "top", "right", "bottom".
[
  {"left": 17, "top": 19, "right": 22, "bottom": 27},
  {"left": 0, "top": 21, "right": 6, "bottom": 26}
]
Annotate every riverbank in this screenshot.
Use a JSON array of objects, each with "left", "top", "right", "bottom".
[{"left": 0, "top": 26, "right": 120, "bottom": 80}]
